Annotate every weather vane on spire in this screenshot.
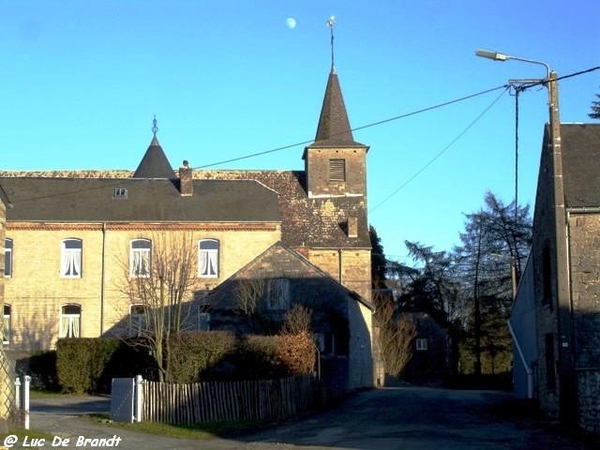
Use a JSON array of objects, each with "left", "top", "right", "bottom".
[
  {"left": 326, "top": 16, "right": 336, "bottom": 71},
  {"left": 152, "top": 115, "right": 159, "bottom": 137}
]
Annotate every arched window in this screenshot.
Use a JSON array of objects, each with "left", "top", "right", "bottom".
[
  {"left": 3, "top": 305, "right": 11, "bottom": 345},
  {"left": 61, "top": 238, "right": 82, "bottom": 278},
  {"left": 198, "top": 239, "right": 219, "bottom": 278},
  {"left": 4, "top": 238, "right": 13, "bottom": 277},
  {"left": 60, "top": 304, "right": 81, "bottom": 338},
  {"left": 130, "top": 239, "right": 152, "bottom": 277}
]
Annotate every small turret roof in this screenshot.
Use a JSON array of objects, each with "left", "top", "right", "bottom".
[{"left": 133, "top": 136, "right": 174, "bottom": 178}]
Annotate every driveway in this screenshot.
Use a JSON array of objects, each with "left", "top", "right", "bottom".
[{"left": 20, "top": 386, "right": 595, "bottom": 450}]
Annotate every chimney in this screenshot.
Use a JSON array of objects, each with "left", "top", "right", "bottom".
[
  {"left": 179, "top": 160, "right": 193, "bottom": 196},
  {"left": 347, "top": 216, "right": 358, "bottom": 238}
]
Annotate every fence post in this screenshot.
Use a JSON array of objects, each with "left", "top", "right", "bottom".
[
  {"left": 14, "top": 377, "right": 21, "bottom": 412},
  {"left": 23, "top": 376, "right": 30, "bottom": 430},
  {"left": 134, "top": 375, "right": 143, "bottom": 423}
]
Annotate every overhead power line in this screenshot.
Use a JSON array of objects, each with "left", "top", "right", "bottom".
[
  {"left": 369, "top": 86, "right": 510, "bottom": 213},
  {"left": 5, "top": 64, "right": 599, "bottom": 205},
  {"left": 197, "top": 84, "right": 509, "bottom": 169}
]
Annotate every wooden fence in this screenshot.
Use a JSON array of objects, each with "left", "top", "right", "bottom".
[{"left": 141, "top": 376, "right": 319, "bottom": 425}]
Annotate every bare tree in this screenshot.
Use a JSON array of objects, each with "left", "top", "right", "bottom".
[
  {"left": 281, "top": 304, "right": 312, "bottom": 335},
  {"left": 121, "top": 232, "right": 200, "bottom": 382},
  {"left": 374, "top": 294, "right": 417, "bottom": 377},
  {"left": 234, "top": 278, "right": 265, "bottom": 316}
]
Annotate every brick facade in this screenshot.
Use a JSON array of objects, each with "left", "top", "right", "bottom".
[{"left": 4, "top": 224, "right": 281, "bottom": 351}]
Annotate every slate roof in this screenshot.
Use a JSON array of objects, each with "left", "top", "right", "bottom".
[
  {"left": 0, "top": 177, "right": 280, "bottom": 223},
  {"left": 133, "top": 136, "right": 175, "bottom": 178},
  {"left": 309, "top": 69, "right": 366, "bottom": 148},
  {"left": 560, "top": 123, "right": 600, "bottom": 208}
]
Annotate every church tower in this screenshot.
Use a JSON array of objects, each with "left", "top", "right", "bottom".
[{"left": 303, "top": 68, "right": 369, "bottom": 199}]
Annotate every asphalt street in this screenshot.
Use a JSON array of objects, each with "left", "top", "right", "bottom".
[{"left": 8, "top": 386, "right": 595, "bottom": 450}]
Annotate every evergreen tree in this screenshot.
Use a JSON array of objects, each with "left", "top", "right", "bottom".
[
  {"left": 369, "top": 225, "right": 388, "bottom": 289},
  {"left": 590, "top": 92, "right": 600, "bottom": 120}
]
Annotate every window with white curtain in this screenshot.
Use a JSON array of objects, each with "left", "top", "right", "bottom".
[
  {"left": 3, "top": 305, "right": 11, "bottom": 345},
  {"left": 129, "top": 304, "right": 147, "bottom": 337},
  {"left": 198, "top": 239, "right": 219, "bottom": 278},
  {"left": 130, "top": 239, "right": 151, "bottom": 277},
  {"left": 61, "top": 239, "right": 82, "bottom": 278},
  {"left": 4, "top": 238, "right": 13, "bottom": 277},
  {"left": 60, "top": 304, "right": 81, "bottom": 338}
]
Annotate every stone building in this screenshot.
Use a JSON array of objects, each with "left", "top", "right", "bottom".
[
  {"left": 0, "top": 67, "right": 376, "bottom": 391},
  {"left": 511, "top": 123, "right": 600, "bottom": 434}
]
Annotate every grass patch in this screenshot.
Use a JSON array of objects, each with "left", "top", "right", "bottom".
[
  {"left": 29, "top": 389, "right": 68, "bottom": 399},
  {"left": 84, "top": 413, "right": 265, "bottom": 440}
]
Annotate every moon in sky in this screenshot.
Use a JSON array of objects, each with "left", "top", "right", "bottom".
[{"left": 286, "top": 17, "right": 297, "bottom": 29}]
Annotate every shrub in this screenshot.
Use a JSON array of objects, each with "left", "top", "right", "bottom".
[
  {"left": 56, "top": 338, "right": 120, "bottom": 393},
  {"left": 235, "top": 333, "right": 316, "bottom": 379},
  {"left": 167, "top": 331, "right": 236, "bottom": 383},
  {"left": 26, "top": 351, "right": 59, "bottom": 391}
]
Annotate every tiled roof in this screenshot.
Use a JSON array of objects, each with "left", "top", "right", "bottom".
[
  {"left": 195, "top": 170, "right": 371, "bottom": 249},
  {"left": 560, "top": 124, "right": 600, "bottom": 208},
  {"left": 0, "top": 177, "right": 280, "bottom": 223}
]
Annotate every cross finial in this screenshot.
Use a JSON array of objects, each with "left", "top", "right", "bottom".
[
  {"left": 152, "top": 115, "right": 159, "bottom": 137},
  {"left": 326, "top": 16, "right": 336, "bottom": 71}
]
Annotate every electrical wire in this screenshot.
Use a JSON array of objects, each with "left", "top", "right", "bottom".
[
  {"left": 4, "top": 84, "right": 509, "bottom": 203},
  {"left": 369, "top": 86, "right": 511, "bottom": 213}
]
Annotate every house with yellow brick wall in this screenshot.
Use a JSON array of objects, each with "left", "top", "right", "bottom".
[{"left": 0, "top": 67, "right": 377, "bottom": 389}]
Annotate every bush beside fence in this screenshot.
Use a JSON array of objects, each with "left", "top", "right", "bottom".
[{"left": 141, "top": 375, "right": 319, "bottom": 425}]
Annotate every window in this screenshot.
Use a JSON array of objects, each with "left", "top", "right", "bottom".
[
  {"left": 130, "top": 239, "right": 151, "bottom": 277},
  {"left": 129, "top": 304, "right": 147, "bottom": 337},
  {"left": 266, "top": 279, "right": 290, "bottom": 310},
  {"left": 61, "top": 239, "right": 82, "bottom": 278},
  {"left": 112, "top": 187, "right": 128, "bottom": 199},
  {"left": 329, "top": 158, "right": 346, "bottom": 182},
  {"left": 60, "top": 304, "right": 81, "bottom": 338},
  {"left": 416, "top": 338, "right": 428, "bottom": 351},
  {"left": 4, "top": 238, "right": 12, "bottom": 277},
  {"left": 198, "top": 239, "right": 219, "bottom": 278},
  {"left": 3, "top": 305, "right": 11, "bottom": 345},
  {"left": 198, "top": 312, "right": 211, "bottom": 331},
  {"left": 315, "top": 332, "right": 336, "bottom": 356}
]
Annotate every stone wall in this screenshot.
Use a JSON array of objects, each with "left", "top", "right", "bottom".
[
  {"left": 531, "top": 129, "right": 561, "bottom": 419},
  {"left": 577, "top": 370, "right": 600, "bottom": 434}
]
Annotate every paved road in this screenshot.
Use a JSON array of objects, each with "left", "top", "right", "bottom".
[{"left": 15, "top": 386, "right": 595, "bottom": 450}]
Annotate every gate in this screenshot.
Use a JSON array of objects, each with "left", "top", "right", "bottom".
[{"left": 110, "top": 376, "right": 143, "bottom": 423}]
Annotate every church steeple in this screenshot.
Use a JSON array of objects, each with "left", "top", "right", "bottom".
[
  {"left": 133, "top": 116, "right": 174, "bottom": 179},
  {"left": 313, "top": 69, "right": 364, "bottom": 147}
]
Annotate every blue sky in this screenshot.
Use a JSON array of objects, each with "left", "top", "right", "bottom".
[{"left": 2, "top": 1, "right": 599, "bottom": 264}]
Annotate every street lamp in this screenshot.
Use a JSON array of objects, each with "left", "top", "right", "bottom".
[
  {"left": 476, "top": 48, "right": 574, "bottom": 425},
  {"left": 475, "top": 49, "right": 550, "bottom": 78}
]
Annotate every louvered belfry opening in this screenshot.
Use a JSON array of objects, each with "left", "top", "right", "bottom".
[{"left": 329, "top": 158, "right": 346, "bottom": 182}]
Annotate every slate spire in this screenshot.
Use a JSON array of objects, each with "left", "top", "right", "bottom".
[
  {"left": 133, "top": 117, "right": 174, "bottom": 178},
  {"left": 313, "top": 68, "right": 363, "bottom": 147}
]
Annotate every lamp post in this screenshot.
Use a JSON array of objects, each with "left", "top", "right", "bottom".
[{"left": 476, "top": 49, "right": 575, "bottom": 428}]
